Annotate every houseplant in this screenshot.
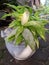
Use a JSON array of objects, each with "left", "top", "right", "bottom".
[{"left": 1, "top": 4, "right": 49, "bottom": 60}]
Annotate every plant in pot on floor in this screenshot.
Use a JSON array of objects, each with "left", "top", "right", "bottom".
[{"left": 1, "top": 4, "right": 49, "bottom": 60}]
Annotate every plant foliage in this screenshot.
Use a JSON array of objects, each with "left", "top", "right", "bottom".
[{"left": 1, "top": 4, "right": 49, "bottom": 50}]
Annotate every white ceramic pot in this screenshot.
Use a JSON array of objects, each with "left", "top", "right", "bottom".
[{"left": 1, "top": 28, "right": 36, "bottom": 60}]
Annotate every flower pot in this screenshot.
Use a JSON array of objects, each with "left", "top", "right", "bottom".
[{"left": 1, "top": 28, "right": 36, "bottom": 60}]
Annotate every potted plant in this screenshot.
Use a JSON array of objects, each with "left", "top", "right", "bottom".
[{"left": 1, "top": 4, "right": 49, "bottom": 60}]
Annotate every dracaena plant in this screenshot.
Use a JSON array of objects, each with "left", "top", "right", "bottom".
[{"left": 1, "top": 4, "right": 49, "bottom": 50}]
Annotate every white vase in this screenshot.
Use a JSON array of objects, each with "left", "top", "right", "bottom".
[{"left": 1, "top": 28, "right": 36, "bottom": 60}]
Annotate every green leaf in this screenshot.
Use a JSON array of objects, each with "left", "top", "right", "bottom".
[
  {"left": 2, "top": 11, "right": 22, "bottom": 20},
  {"left": 24, "top": 21, "right": 41, "bottom": 27},
  {"left": 16, "top": 6, "right": 25, "bottom": 13},
  {"left": 15, "top": 35, "right": 23, "bottom": 45},
  {"left": 32, "top": 32, "right": 39, "bottom": 48},
  {"left": 24, "top": 21, "right": 46, "bottom": 40},
  {"left": 9, "top": 20, "right": 21, "bottom": 28},
  {"left": 15, "top": 26, "right": 24, "bottom": 39},
  {"left": 36, "top": 26, "right": 46, "bottom": 40},
  {"left": 1, "top": 13, "right": 12, "bottom": 19},
  {"left": 29, "top": 27, "right": 39, "bottom": 48},
  {"left": 40, "top": 19, "right": 49, "bottom": 26},
  {"left": 34, "top": 11, "right": 40, "bottom": 20},
  {"left": 6, "top": 4, "right": 19, "bottom": 11},
  {"left": 6, "top": 4, "right": 33, "bottom": 14},
  {"left": 24, "top": 6, "right": 33, "bottom": 13},
  {"left": 22, "top": 29, "right": 36, "bottom": 50},
  {"left": 15, "top": 26, "right": 24, "bottom": 45},
  {"left": 6, "top": 35, "right": 15, "bottom": 42},
  {"left": 6, "top": 27, "right": 19, "bottom": 42}
]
